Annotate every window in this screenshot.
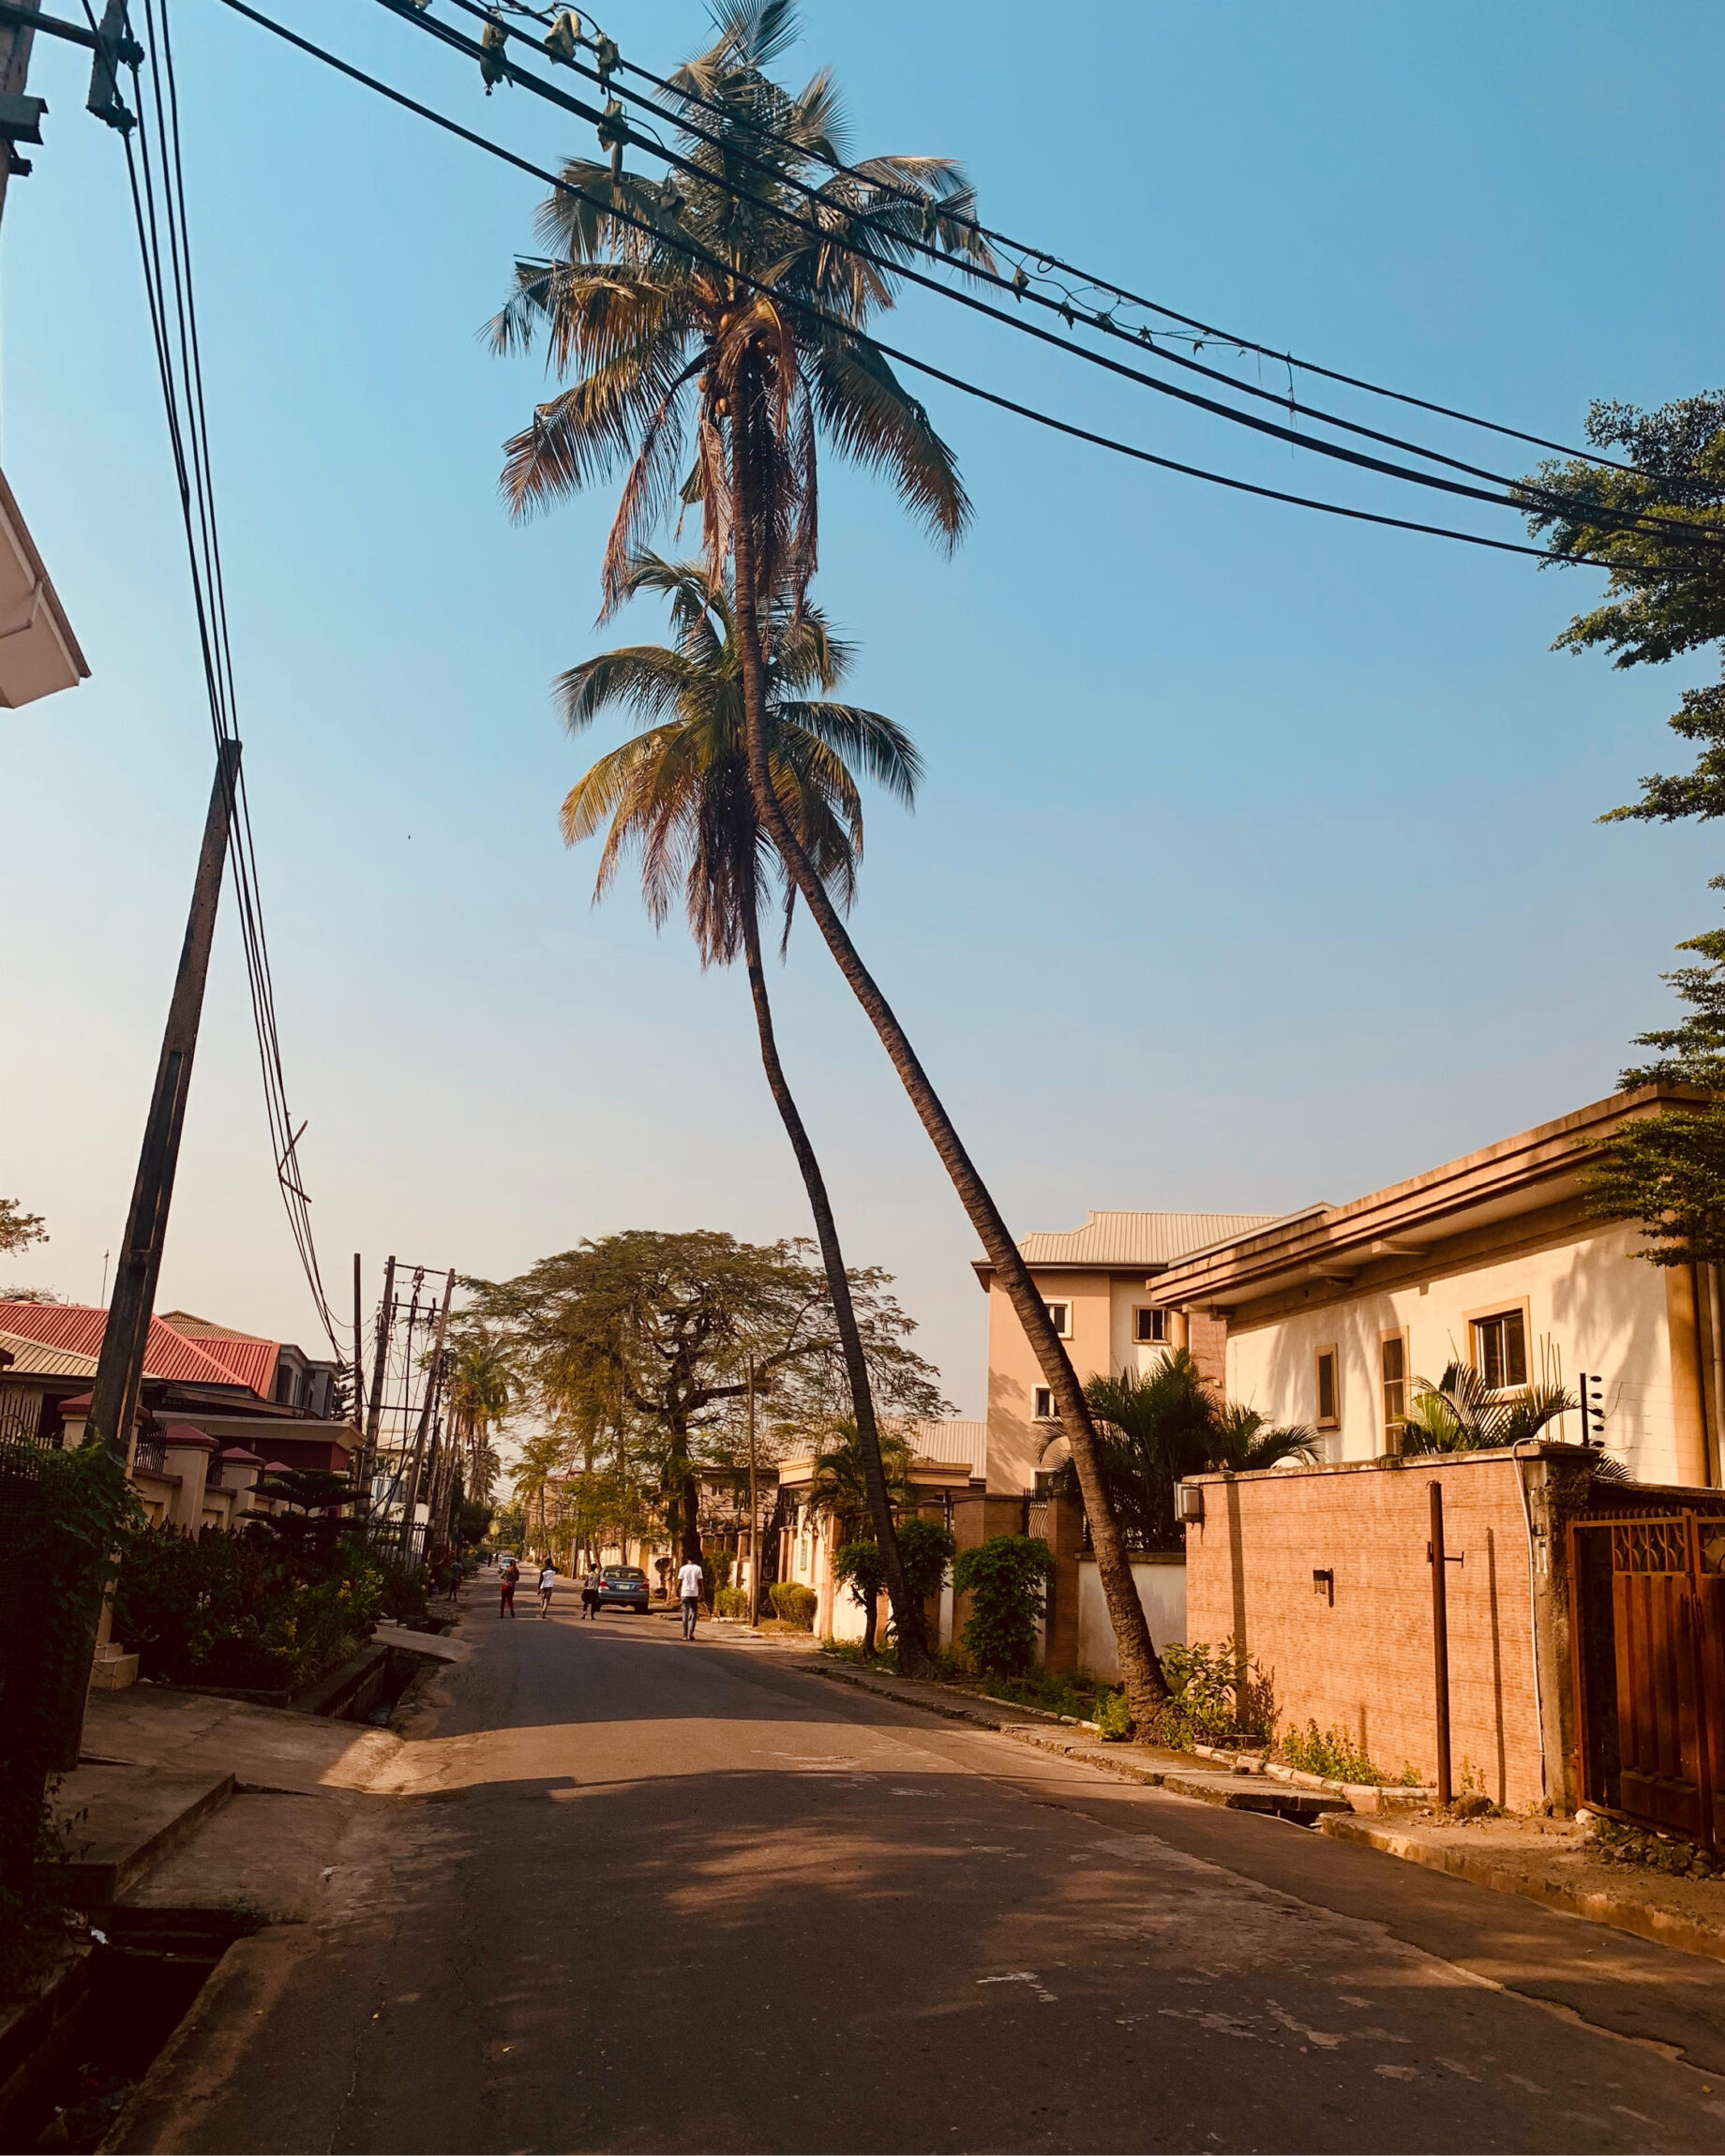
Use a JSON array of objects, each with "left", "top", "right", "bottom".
[
  {"left": 1033, "top": 1386, "right": 1058, "bottom": 1420},
  {"left": 1133, "top": 1307, "right": 1170, "bottom": 1345},
  {"left": 1315, "top": 1346, "right": 1340, "bottom": 1430},
  {"left": 1380, "top": 1333, "right": 1406, "bottom": 1446},
  {"left": 1473, "top": 1309, "right": 1528, "bottom": 1391},
  {"left": 1045, "top": 1301, "right": 1071, "bottom": 1338}
]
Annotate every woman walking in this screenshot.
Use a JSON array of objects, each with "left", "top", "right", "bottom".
[
  {"left": 536, "top": 1560, "right": 557, "bottom": 1619},
  {"left": 499, "top": 1554, "right": 518, "bottom": 1619}
]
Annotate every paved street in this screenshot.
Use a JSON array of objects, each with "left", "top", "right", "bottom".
[{"left": 118, "top": 1579, "right": 1725, "bottom": 2154}]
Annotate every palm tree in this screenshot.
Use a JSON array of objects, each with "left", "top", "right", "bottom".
[
  {"left": 799, "top": 1416, "right": 916, "bottom": 1529},
  {"left": 492, "top": 0, "right": 1170, "bottom": 1715},
  {"left": 556, "top": 551, "right": 936, "bottom": 1664},
  {"left": 1062, "top": 1355, "right": 1319, "bottom": 1549},
  {"left": 1402, "top": 1362, "right": 1579, "bottom": 1454},
  {"left": 447, "top": 1326, "right": 515, "bottom": 1508}
]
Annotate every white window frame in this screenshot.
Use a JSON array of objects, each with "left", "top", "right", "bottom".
[
  {"left": 1033, "top": 1385, "right": 1058, "bottom": 1421},
  {"left": 1044, "top": 1300, "right": 1072, "bottom": 1339}
]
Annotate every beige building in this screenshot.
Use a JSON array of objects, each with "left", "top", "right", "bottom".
[
  {"left": 1151, "top": 1086, "right": 1722, "bottom": 1490},
  {"left": 975, "top": 1211, "right": 1278, "bottom": 1495}
]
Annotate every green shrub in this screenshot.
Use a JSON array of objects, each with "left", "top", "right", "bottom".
[
  {"left": 1150, "top": 1639, "right": 1273, "bottom": 1750},
  {"left": 1093, "top": 1687, "right": 1134, "bottom": 1742},
  {"left": 894, "top": 1518, "right": 956, "bottom": 1605},
  {"left": 714, "top": 1585, "right": 748, "bottom": 1620},
  {"left": 952, "top": 1535, "right": 1053, "bottom": 1676},
  {"left": 973, "top": 1668, "right": 1102, "bottom": 1721},
  {"left": 768, "top": 1581, "right": 818, "bottom": 1630},
  {"left": 113, "top": 1524, "right": 383, "bottom": 1693},
  {"left": 1276, "top": 1715, "right": 1414, "bottom": 1785}
]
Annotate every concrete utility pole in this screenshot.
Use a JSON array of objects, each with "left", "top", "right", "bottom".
[
  {"left": 351, "top": 1251, "right": 366, "bottom": 1437},
  {"left": 745, "top": 1355, "right": 759, "bottom": 1628},
  {"left": 86, "top": 741, "right": 240, "bottom": 1466}
]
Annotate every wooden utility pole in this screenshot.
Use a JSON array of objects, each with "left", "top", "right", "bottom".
[
  {"left": 357, "top": 1252, "right": 395, "bottom": 1519},
  {"left": 0, "top": 0, "right": 44, "bottom": 234},
  {"left": 86, "top": 741, "right": 240, "bottom": 1465},
  {"left": 351, "top": 1251, "right": 366, "bottom": 1437}
]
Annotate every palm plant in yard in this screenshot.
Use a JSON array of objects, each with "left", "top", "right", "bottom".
[
  {"left": 1058, "top": 1353, "right": 1318, "bottom": 1550},
  {"left": 492, "top": 0, "right": 1171, "bottom": 1715},
  {"left": 1401, "top": 1362, "right": 1580, "bottom": 1454},
  {"left": 555, "top": 551, "right": 936, "bottom": 1662}
]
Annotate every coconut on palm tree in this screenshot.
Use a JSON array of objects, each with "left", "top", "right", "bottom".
[
  {"left": 493, "top": 0, "right": 1170, "bottom": 1716},
  {"left": 556, "top": 551, "right": 936, "bottom": 1662}
]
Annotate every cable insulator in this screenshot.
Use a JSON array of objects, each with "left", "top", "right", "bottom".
[{"left": 542, "top": 9, "right": 579, "bottom": 64}]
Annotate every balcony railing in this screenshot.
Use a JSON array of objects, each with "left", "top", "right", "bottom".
[{"left": 131, "top": 1437, "right": 167, "bottom": 1476}]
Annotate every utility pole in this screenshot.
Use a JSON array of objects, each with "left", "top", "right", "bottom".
[
  {"left": 412, "top": 1268, "right": 456, "bottom": 1560},
  {"left": 745, "top": 1355, "right": 759, "bottom": 1628},
  {"left": 86, "top": 741, "right": 240, "bottom": 1467},
  {"left": 0, "top": 0, "right": 44, "bottom": 234},
  {"left": 351, "top": 1251, "right": 366, "bottom": 1438},
  {"left": 358, "top": 1252, "right": 395, "bottom": 1521}
]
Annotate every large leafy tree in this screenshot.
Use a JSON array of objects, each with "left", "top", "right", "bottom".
[
  {"left": 1522, "top": 393, "right": 1725, "bottom": 827},
  {"left": 471, "top": 1230, "right": 934, "bottom": 1563},
  {"left": 1526, "top": 394, "right": 1725, "bottom": 1265},
  {"left": 493, "top": 0, "right": 1171, "bottom": 1716},
  {"left": 556, "top": 551, "right": 938, "bottom": 1661}
]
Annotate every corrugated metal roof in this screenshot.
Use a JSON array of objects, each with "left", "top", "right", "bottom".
[
  {"left": 906, "top": 1417, "right": 987, "bottom": 1476},
  {"left": 157, "top": 1312, "right": 281, "bottom": 1396},
  {"left": 1012, "top": 1211, "right": 1281, "bottom": 1268},
  {"left": 0, "top": 1303, "right": 254, "bottom": 1388},
  {"left": 0, "top": 1327, "right": 98, "bottom": 1379}
]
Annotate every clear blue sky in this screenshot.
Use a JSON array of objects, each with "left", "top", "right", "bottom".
[{"left": 4, "top": 0, "right": 1720, "bottom": 1417}]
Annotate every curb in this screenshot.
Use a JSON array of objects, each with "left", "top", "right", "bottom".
[{"left": 1318, "top": 1814, "right": 1725, "bottom": 1967}]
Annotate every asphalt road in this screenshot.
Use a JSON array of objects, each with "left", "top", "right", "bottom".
[{"left": 118, "top": 1578, "right": 1725, "bottom": 2154}]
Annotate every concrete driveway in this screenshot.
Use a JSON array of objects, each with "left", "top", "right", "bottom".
[{"left": 112, "top": 1583, "right": 1725, "bottom": 2153}]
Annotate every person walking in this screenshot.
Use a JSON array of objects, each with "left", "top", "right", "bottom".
[
  {"left": 499, "top": 1554, "right": 518, "bottom": 1619},
  {"left": 536, "top": 1560, "right": 557, "bottom": 1619},
  {"left": 678, "top": 1555, "right": 704, "bottom": 1640},
  {"left": 581, "top": 1565, "right": 601, "bottom": 1621}
]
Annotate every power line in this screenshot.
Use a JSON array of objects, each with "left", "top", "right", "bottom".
[
  {"left": 479, "top": 0, "right": 1643, "bottom": 480},
  {"left": 108, "top": 0, "right": 343, "bottom": 1355},
  {"left": 381, "top": 0, "right": 1721, "bottom": 553},
  {"left": 205, "top": 0, "right": 1664, "bottom": 574}
]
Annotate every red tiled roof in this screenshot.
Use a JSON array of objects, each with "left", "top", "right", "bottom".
[{"left": 0, "top": 1304, "right": 257, "bottom": 1389}]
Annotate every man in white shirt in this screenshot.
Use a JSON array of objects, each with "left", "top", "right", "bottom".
[
  {"left": 677, "top": 1556, "right": 704, "bottom": 1639},
  {"left": 536, "top": 1562, "right": 557, "bottom": 1618}
]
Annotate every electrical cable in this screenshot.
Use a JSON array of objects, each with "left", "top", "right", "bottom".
[
  {"left": 206, "top": 0, "right": 1670, "bottom": 574},
  {"left": 398, "top": 0, "right": 1719, "bottom": 551},
  {"left": 109, "top": 0, "right": 345, "bottom": 1357},
  {"left": 480, "top": 0, "right": 1643, "bottom": 479}
]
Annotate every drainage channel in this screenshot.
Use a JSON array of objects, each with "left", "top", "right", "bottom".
[{"left": 5, "top": 1909, "right": 252, "bottom": 2153}]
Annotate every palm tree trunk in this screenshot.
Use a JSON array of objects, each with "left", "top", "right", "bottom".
[
  {"left": 742, "top": 901, "right": 931, "bottom": 1670},
  {"left": 728, "top": 371, "right": 1167, "bottom": 1718}
]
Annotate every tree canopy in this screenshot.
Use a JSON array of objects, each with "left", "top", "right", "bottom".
[{"left": 1522, "top": 392, "right": 1725, "bottom": 826}]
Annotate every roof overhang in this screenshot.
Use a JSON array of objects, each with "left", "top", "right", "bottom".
[
  {"left": 0, "top": 467, "right": 88, "bottom": 707},
  {"left": 1150, "top": 1086, "right": 1708, "bottom": 1320}
]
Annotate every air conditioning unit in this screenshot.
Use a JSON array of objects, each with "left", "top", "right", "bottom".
[{"left": 1174, "top": 1482, "right": 1204, "bottom": 1524}]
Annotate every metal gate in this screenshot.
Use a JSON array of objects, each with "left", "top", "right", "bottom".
[{"left": 1569, "top": 1505, "right": 1725, "bottom": 1851}]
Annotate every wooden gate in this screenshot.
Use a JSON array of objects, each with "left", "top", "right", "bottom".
[{"left": 1569, "top": 1505, "right": 1725, "bottom": 1850}]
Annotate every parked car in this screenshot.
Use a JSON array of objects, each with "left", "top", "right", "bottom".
[{"left": 596, "top": 1565, "right": 652, "bottom": 1612}]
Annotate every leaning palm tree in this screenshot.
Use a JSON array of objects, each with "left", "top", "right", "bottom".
[
  {"left": 557, "top": 550, "right": 936, "bottom": 1665},
  {"left": 493, "top": 0, "right": 1169, "bottom": 1715}
]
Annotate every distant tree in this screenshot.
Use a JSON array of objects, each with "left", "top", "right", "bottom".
[{"left": 0, "top": 1199, "right": 46, "bottom": 1255}]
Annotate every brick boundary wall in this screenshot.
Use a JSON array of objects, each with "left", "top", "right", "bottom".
[{"left": 1184, "top": 1452, "right": 1554, "bottom": 1808}]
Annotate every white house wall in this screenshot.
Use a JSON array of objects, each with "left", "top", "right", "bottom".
[{"left": 1223, "top": 1220, "right": 1686, "bottom": 1482}]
